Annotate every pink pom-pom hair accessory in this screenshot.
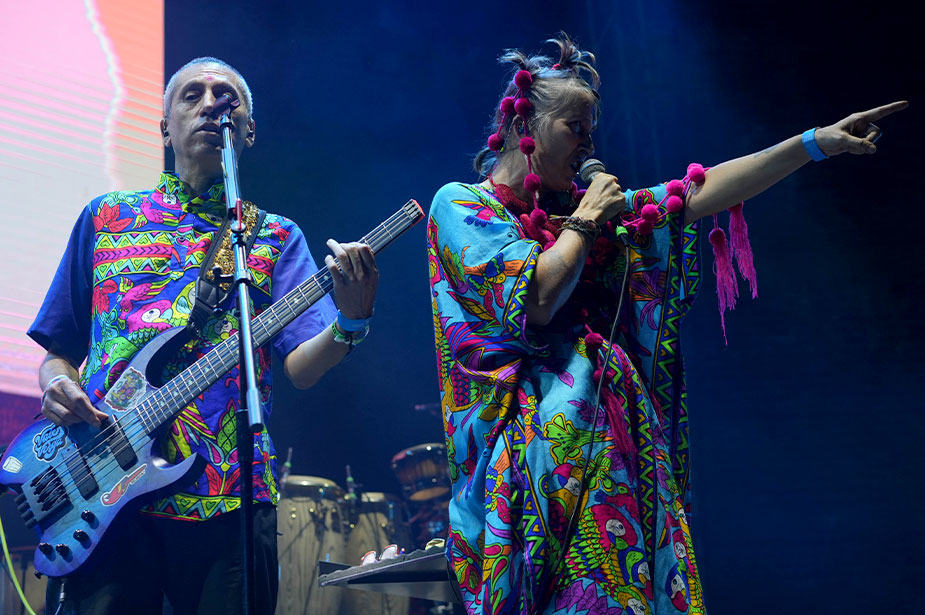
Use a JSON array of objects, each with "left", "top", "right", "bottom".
[{"left": 484, "top": 67, "right": 542, "bottom": 207}]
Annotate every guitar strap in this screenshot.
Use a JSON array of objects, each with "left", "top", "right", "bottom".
[{"left": 187, "top": 202, "right": 267, "bottom": 335}]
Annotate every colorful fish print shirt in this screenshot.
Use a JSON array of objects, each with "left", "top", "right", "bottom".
[
  {"left": 428, "top": 179, "right": 704, "bottom": 614},
  {"left": 29, "top": 171, "right": 336, "bottom": 521}
]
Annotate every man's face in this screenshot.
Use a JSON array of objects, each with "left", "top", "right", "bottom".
[{"left": 161, "top": 63, "right": 255, "bottom": 170}]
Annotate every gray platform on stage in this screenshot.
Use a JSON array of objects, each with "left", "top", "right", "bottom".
[{"left": 318, "top": 545, "right": 461, "bottom": 603}]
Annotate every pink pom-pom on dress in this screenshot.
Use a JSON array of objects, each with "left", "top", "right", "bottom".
[
  {"left": 666, "top": 179, "right": 685, "bottom": 196},
  {"left": 687, "top": 163, "right": 706, "bottom": 185},
  {"left": 584, "top": 331, "right": 604, "bottom": 353},
  {"left": 666, "top": 195, "right": 683, "bottom": 213},
  {"left": 523, "top": 173, "right": 542, "bottom": 192}
]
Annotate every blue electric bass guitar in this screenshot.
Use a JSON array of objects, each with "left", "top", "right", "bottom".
[{"left": 0, "top": 199, "right": 423, "bottom": 577}]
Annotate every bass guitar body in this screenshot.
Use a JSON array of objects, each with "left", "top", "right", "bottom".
[{"left": 0, "top": 326, "right": 204, "bottom": 578}]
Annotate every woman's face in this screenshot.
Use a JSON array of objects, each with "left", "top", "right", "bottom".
[{"left": 530, "top": 99, "right": 596, "bottom": 192}]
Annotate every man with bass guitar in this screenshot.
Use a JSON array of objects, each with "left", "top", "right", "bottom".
[{"left": 24, "top": 57, "right": 380, "bottom": 614}]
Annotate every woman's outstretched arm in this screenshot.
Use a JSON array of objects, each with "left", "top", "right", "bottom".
[{"left": 685, "top": 100, "right": 908, "bottom": 222}]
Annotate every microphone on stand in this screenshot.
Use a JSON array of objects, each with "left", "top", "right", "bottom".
[
  {"left": 210, "top": 93, "right": 240, "bottom": 118},
  {"left": 578, "top": 159, "right": 629, "bottom": 245}
]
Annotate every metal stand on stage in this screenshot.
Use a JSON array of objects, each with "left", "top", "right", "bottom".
[{"left": 317, "top": 545, "right": 463, "bottom": 605}]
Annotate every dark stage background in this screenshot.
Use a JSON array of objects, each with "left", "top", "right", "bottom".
[{"left": 160, "top": 1, "right": 922, "bottom": 613}]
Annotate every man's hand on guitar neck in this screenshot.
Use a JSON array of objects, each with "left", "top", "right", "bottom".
[
  {"left": 284, "top": 239, "right": 380, "bottom": 390},
  {"left": 324, "top": 239, "right": 379, "bottom": 320},
  {"left": 39, "top": 349, "right": 109, "bottom": 428}
]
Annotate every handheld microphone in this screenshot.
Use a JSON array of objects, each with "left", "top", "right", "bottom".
[
  {"left": 577, "top": 159, "right": 628, "bottom": 244},
  {"left": 578, "top": 158, "right": 606, "bottom": 183}
]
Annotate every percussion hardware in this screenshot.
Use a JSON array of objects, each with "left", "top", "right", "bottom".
[
  {"left": 281, "top": 447, "right": 293, "bottom": 484},
  {"left": 391, "top": 443, "right": 451, "bottom": 502}
]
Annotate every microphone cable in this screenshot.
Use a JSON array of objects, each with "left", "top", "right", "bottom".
[{"left": 536, "top": 238, "right": 632, "bottom": 614}]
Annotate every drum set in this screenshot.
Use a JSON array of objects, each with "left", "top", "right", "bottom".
[{"left": 277, "top": 443, "right": 451, "bottom": 615}]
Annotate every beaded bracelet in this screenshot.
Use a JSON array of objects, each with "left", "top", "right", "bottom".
[{"left": 559, "top": 216, "right": 600, "bottom": 240}]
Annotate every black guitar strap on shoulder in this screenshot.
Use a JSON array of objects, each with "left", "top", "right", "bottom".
[{"left": 187, "top": 204, "right": 267, "bottom": 336}]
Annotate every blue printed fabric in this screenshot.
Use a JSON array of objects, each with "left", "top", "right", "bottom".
[{"left": 427, "top": 178, "right": 704, "bottom": 614}]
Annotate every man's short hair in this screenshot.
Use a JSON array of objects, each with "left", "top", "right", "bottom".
[{"left": 163, "top": 57, "right": 254, "bottom": 117}]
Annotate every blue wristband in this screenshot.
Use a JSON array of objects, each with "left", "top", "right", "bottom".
[
  {"left": 336, "top": 310, "right": 370, "bottom": 332},
  {"left": 801, "top": 128, "right": 828, "bottom": 162}
]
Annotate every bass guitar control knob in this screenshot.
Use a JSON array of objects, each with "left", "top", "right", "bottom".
[
  {"left": 38, "top": 543, "right": 53, "bottom": 556},
  {"left": 81, "top": 510, "right": 96, "bottom": 522},
  {"left": 55, "top": 544, "right": 70, "bottom": 556},
  {"left": 73, "top": 530, "right": 90, "bottom": 545}
]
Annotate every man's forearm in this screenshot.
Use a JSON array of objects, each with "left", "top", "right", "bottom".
[{"left": 283, "top": 325, "right": 351, "bottom": 390}]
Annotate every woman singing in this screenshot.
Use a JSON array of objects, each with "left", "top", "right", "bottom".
[{"left": 426, "top": 33, "right": 905, "bottom": 614}]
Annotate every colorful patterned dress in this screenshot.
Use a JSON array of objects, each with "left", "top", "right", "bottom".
[{"left": 427, "top": 178, "right": 704, "bottom": 614}]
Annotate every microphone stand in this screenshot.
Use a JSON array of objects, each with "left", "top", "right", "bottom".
[{"left": 219, "top": 98, "right": 262, "bottom": 615}]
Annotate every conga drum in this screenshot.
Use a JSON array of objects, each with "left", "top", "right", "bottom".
[
  {"left": 277, "top": 476, "right": 347, "bottom": 615},
  {"left": 340, "top": 492, "right": 412, "bottom": 615},
  {"left": 390, "top": 443, "right": 450, "bottom": 501}
]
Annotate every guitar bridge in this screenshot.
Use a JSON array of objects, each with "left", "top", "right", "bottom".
[{"left": 17, "top": 468, "right": 71, "bottom": 529}]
